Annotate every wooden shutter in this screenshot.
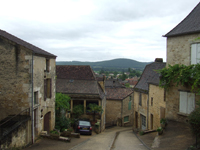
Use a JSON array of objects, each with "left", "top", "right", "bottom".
[
  {"left": 179, "top": 91, "right": 187, "bottom": 113},
  {"left": 187, "top": 93, "right": 195, "bottom": 114},
  {"left": 128, "top": 101, "right": 131, "bottom": 110},
  {"left": 191, "top": 44, "right": 196, "bottom": 64},
  {"left": 50, "top": 78, "right": 52, "bottom": 98},
  {"left": 44, "top": 79, "right": 47, "bottom": 101}
]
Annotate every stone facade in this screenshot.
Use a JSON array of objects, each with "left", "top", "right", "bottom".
[
  {"left": 106, "top": 100, "right": 121, "bottom": 125},
  {"left": 166, "top": 34, "right": 200, "bottom": 122},
  {"left": 133, "top": 91, "right": 148, "bottom": 131},
  {"left": 166, "top": 33, "right": 200, "bottom": 66},
  {"left": 148, "top": 84, "right": 166, "bottom": 130},
  {"left": 0, "top": 30, "right": 56, "bottom": 148},
  {"left": 122, "top": 93, "right": 134, "bottom": 126}
]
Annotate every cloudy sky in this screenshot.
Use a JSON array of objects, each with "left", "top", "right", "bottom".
[{"left": 0, "top": 0, "right": 199, "bottom": 62}]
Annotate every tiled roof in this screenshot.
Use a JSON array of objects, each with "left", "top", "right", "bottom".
[
  {"left": 164, "top": 2, "right": 200, "bottom": 37},
  {"left": 56, "top": 79, "right": 99, "bottom": 95},
  {"left": 106, "top": 87, "right": 133, "bottom": 100},
  {"left": 134, "top": 62, "right": 166, "bottom": 93},
  {"left": 0, "top": 29, "right": 56, "bottom": 58},
  {"left": 105, "top": 79, "right": 123, "bottom": 87},
  {"left": 56, "top": 65, "right": 96, "bottom": 80}
]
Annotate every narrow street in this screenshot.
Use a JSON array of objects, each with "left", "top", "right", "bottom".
[
  {"left": 70, "top": 127, "right": 148, "bottom": 150},
  {"left": 111, "top": 130, "right": 147, "bottom": 150}
]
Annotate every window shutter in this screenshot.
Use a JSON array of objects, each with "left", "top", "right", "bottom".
[
  {"left": 44, "top": 79, "right": 47, "bottom": 101},
  {"left": 50, "top": 78, "right": 52, "bottom": 98},
  {"left": 197, "top": 43, "right": 200, "bottom": 64},
  {"left": 179, "top": 91, "right": 187, "bottom": 113},
  {"left": 187, "top": 93, "right": 195, "bottom": 114},
  {"left": 191, "top": 44, "right": 197, "bottom": 64},
  {"left": 128, "top": 101, "right": 131, "bottom": 110}
]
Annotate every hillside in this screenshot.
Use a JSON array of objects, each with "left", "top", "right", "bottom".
[{"left": 56, "top": 58, "right": 151, "bottom": 71}]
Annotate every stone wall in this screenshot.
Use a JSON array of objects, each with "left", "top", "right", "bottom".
[
  {"left": 122, "top": 93, "right": 134, "bottom": 126},
  {"left": 0, "top": 37, "right": 32, "bottom": 120},
  {"left": 1, "top": 121, "right": 30, "bottom": 150},
  {"left": 133, "top": 91, "right": 148, "bottom": 130},
  {"left": 148, "top": 84, "right": 166, "bottom": 130},
  {"left": 166, "top": 33, "right": 200, "bottom": 66},
  {"left": 33, "top": 56, "right": 56, "bottom": 138},
  {"left": 166, "top": 33, "right": 200, "bottom": 122},
  {"left": 106, "top": 99, "right": 121, "bottom": 125}
]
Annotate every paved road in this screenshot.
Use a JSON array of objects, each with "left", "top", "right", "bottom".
[
  {"left": 70, "top": 127, "right": 147, "bottom": 150},
  {"left": 112, "top": 130, "right": 147, "bottom": 150}
]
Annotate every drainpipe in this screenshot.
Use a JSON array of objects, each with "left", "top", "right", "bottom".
[
  {"left": 121, "top": 99, "right": 123, "bottom": 126},
  {"left": 31, "top": 53, "right": 34, "bottom": 144},
  {"left": 147, "top": 97, "right": 149, "bottom": 130}
]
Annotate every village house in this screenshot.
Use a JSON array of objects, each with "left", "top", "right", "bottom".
[
  {"left": 163, "top": 2, "right": 200, "bottom": 122},
  {"left": 105, "top": 79, "right": 134, "bottom": 127},
  {"left": 0, "top": 30, "right": 56, "bottom": 149},
  {"left": 56, "top": 65, "right": 106, "bottom": 132},
  {"left": 133, "top": 58, "right": 166, "bottom": 131}
]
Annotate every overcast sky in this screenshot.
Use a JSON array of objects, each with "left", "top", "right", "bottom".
[{"left": 0, "top": 0, "right": 199, "bottom": 62}]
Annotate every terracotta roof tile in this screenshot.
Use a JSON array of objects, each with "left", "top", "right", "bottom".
[{"left": 106, "top": 87, "right": 133, "bottom": 100}]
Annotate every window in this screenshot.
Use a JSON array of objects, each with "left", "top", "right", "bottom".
[
  {"left": 46, "top": 59, "right": 50, "bottom": 72},
  {"left": 128, "top": 101, "right": 131, "bottom": 110},
  {"left": 139, "top": 92, "right": 142, "bottom": 106},
  {"left": 44, "top": 78, "right": 52, "bottom": 100},
  {"left": 141, "top": 115, "right": 146, "bottom": 130},
  {"left": 191, "top": 43, "right": 200, "bottom": 64},
  {"left": 151, "top": 97, "right": 153, "bottom": 106},
  {"left": 124, "top": 116, "right": 129, "bottom": 122},
  {"left": 34, "top": 91, "right": 38, "bottom": 105},
  {"left": 179, "top": 91, "right": 195, "bottom": 114}
]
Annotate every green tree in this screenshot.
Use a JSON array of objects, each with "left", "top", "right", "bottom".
[
  {"left": 55, "top": 93, "right": 71, "bottom": 131},
  {"left": 88, "top": 103, "right": 103, "bottom": 121},
  {"left": 125, "top": 83, "right": 130, "bottom": 88},
  {"left": 73, "top": 104, "right": 84, "bottom": 118}
]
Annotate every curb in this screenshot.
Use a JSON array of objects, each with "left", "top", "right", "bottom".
[{"left": 133, "top": 131, "right": 152, "bottom": 150}]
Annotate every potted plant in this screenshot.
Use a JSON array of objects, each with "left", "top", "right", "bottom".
[
  {"left": 87, "top": 103, "right": 103, "bottom": 125},
  {"left": 50, "top": 130, "right": 60, "bottom": 139},
  {"left": 156, "top": 127, "right": 163, "bottom": 135},
  {"left": 160, "top": 118, "right": 167, "bottom": 129}
]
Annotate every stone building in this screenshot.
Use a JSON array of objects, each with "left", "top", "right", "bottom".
[
  {"left": 0, "top": 30, "right": 56, "bottom": 149},
  {"left": 105, "top": 79, "right": 134, "bottom": 127},
  {"left": 56, "top": 65, "right": 106, "bottom": 132},
  {"left": 133, "top": 58, "right": 166, "bottom": 131},
  {"left": 163, "top": 2, "right": 200, "bottom": 122}
]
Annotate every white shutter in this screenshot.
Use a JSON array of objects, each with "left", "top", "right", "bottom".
[
  {"left": 187, "top": 93, "right": 195, "bottom": 114},
  {"left": 197, "top": 44, "right": 200, "bottom": 64},
  {"left": 179, "top": 91, "right": 187, "bottom": 113},
  {"left": 191, "top": 44, "right": 197, "bottom": 64}
]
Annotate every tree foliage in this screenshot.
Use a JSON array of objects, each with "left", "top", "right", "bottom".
[
  {"left": 73, "top": 104, "right": 84, "bottom": 118},
  {"left": 188, "top": 100, "right": 200, "bottom": 138},
  {"left": 55, "top": 93, "right": 71, "bottom": 131},
  {"left": 157, "top": 64, "right": 200, "bottom": 94},
  {"left": 87, "top": 103, "right": 103, "bottom": 121}
]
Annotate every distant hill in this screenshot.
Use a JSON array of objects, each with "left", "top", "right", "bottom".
[{"left": 56, "top": 58, "right": 151, "bottom": 72}]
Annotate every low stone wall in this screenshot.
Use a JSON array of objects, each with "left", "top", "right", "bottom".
[{"left": 1, "top": 122, "right": 29, "bottom": 150}]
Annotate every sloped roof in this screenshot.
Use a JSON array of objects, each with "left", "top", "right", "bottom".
[
  {"left": 56, "top": 79, "right": 99, "bottom": 95},
  {"left": 56, "top": 65, "right": 105, "bottom": 99},
  {"left": 105, "top": 79, "right": 123, "bottom": 87},
  {"left": 134, "top": 61, "right": 166, "bottom": 93},
  {"left": 106, "top": 87, "right": 133, "bottom": 100},
  {"left": 0, "top": 29, "right": 56, "bottom": 58},
  {"left": 56, "top": 65, "right": 96, "bottom": 80},
  {"left": 164, "top": 2, "right": 200, "bottom": 37}
]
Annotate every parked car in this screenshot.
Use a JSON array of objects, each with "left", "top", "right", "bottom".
[{"left": 75, "top": 120, "right": 92, "bottom": 135}]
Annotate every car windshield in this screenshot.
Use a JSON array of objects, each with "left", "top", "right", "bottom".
[{"left": 79, "top": 121, "right": 91, "bottom": 126}]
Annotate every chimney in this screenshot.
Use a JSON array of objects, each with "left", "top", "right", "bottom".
[{"left": 155, "top": 58, "right": 163, "bottom": 63}]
